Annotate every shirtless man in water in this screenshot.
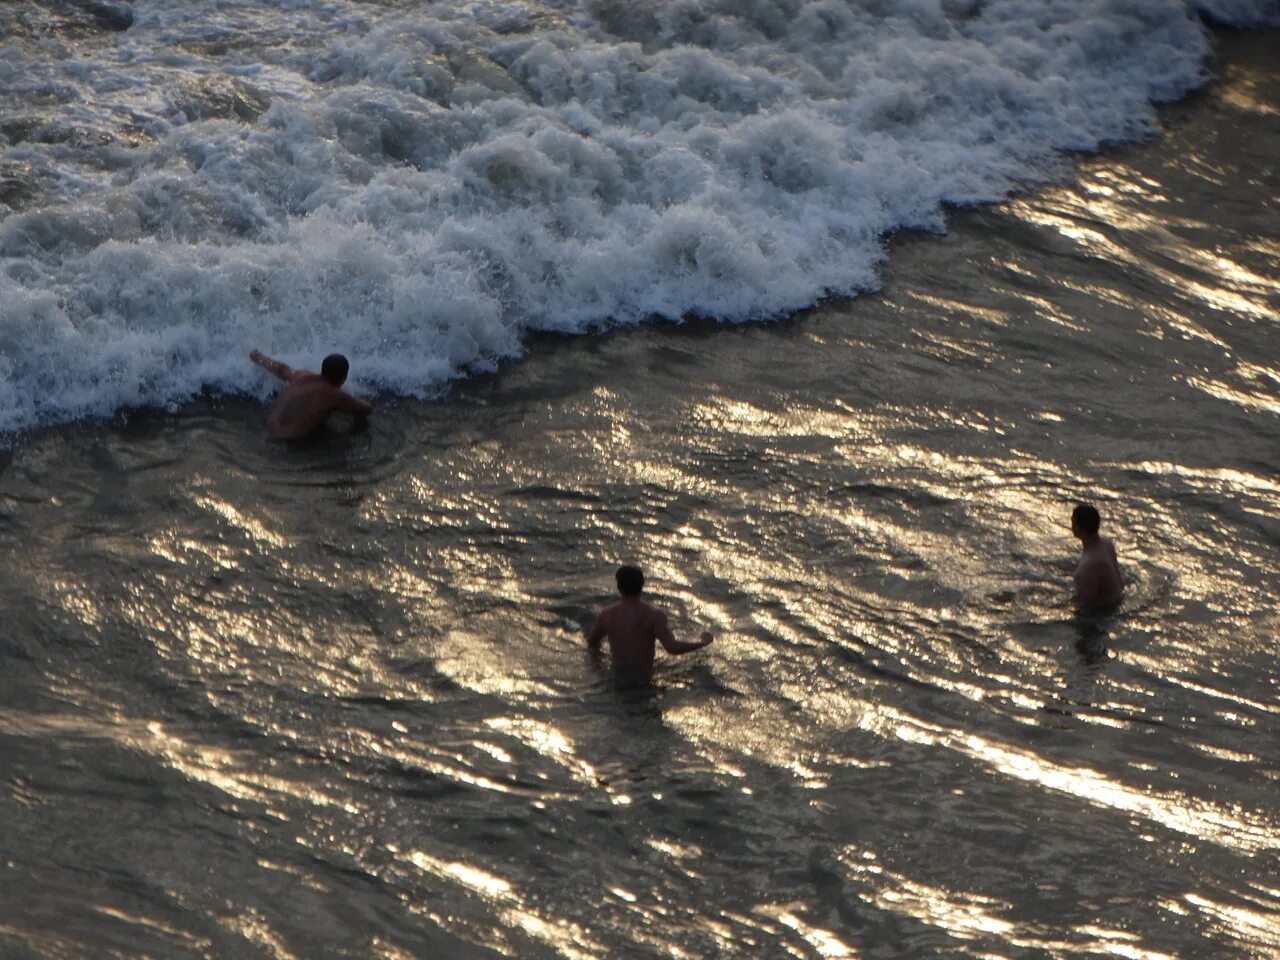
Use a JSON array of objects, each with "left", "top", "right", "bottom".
[
  {"left": 586, "top": 565, "right": 713, "bottom": 676},
  {"left": 1071, "top": 502, "right": 1124, "bottom": 614},
  {"left": 249, "top": 350, "right": 373, "bottom": 439}
]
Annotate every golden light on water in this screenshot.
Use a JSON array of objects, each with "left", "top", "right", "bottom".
[
  {"left": 688, "top": 397, "right": 887, "bottom": 441},
  {"left": 218, "top": 909, "right": 304, "bottom": 960},
  {"left": 843, "top": 855, "right": 1015, "bottom": 939},
  {"left": 1179, "top": 894, "right": 1280, "bottom": 952},
  {"left": 140, "top": 720, "right": 360, "bottom": 815},
  {"left": 755, "top": 905, "right": 857, "bottom": 958},
  {"left": 408, "top": 853, "right": 513, "bottom": 897},
  {"left": 1059, "top": 928, "right": 1177, "bottom": 960},
  {"left": 486, "top": 716, "right": 600, "bottom": 788},
  {"left": 403, "top": 851, "right": 602, "bottom": 960},
  {"left": 92, "top": 905, "right": 209, "bottom": 953},
  {"left": 192, "top": 493, "right": 287, "bottom": 549},
  {"left": 958, "top": 733, "right": 1274, "bottom": 855},
  {"left": 1122, "top": 461, "right": 1280, "bottom": 498},
  {"left": 1184, "top": 374, "right": 1280, "bottom": 415},
  {"left": 1221, "top": 80, "right": 1280, "bottom": 116}
]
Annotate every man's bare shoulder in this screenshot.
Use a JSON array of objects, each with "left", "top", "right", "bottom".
[
  {"left": 283, "top": 372, "right": 330, "bottom": 390},
  {"left": 600, "top": 599, "right": 666, "bottom": 625},
  {"left": 1081, "top": 540, "right": 1117, "bottom": 565},
  {"left": 629, "top": 600, "right": 669, "bottom": 633},
  {"left": 644, "top": 601, "right": 668, "bottom": 623},
  {"left": 596, "top": 601, "right": 623, "bottom": 622},
  {"left": 1076, "top": 551, "right": 1110, "bottom": 575}
]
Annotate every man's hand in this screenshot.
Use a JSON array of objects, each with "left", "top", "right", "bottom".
[
  {"left": 249, "top": 349, "right": 295, "bottom": 382},
  {"left": 657, "top": 620, "right": 713, "bottom": 656}
]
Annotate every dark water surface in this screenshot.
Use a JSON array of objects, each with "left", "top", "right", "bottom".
[{"left": 2, "top": 32, "right": 1278, "bottom": 960}]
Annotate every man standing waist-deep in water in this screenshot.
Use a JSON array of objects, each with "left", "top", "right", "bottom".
[
  {"left": 249, "top": 350, "right": 374, "bottom": 439},
  {"left": 586, "top": 565, "right": 713, "bottom": 679},
  {"left": 1071, "top": 502, "right": 1124, "bottom": 614}
]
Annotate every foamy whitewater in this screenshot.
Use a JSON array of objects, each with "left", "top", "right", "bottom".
[{"left": 0, "top": 0, "right": 1275, "bottom": 435}]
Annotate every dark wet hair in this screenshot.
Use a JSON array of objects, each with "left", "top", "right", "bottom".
[
  {"left": 616, "top": 564, "right": 644, "bottom": 596},
  {"left": 321, "top": 353, "right": 349, "bottom": 384},
  {"left": 1072, "top": 502, "right": 1101, "bottom": 535}
]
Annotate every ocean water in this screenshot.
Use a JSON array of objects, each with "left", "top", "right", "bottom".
[
  {"left": 3, "top": 4, "right": 1280, "bottom": 960},
  {"left": 1, "top": 0, "right": 1277, "bottom": 435}
]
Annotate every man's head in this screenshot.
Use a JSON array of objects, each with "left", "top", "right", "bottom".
[
  {"left": 615, "top": 564, "right": 644, "bottom": 597},
  {"left": 321, "top": 353, "right": 350, "bottom": 386},
  {"left": 1071, "top": 502, "right": 1101, "bottom": 539}
]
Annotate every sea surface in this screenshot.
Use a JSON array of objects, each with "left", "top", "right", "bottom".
[{"left": 2, "top": 2, "right": 1279, "bottom": 959}]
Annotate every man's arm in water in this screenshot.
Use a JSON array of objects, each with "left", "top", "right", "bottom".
[
  {"left": 585, "top": 614, "right": 607, "bottom": 649},
  {"left": 654, "top": 611, "right": 713, "bottom": 655},
  {"left": 249, "top": 349, "right": 300, "bottom": 382},
  {"left": 335, "top": 390, "right": 374, "bottom": 416},
  {"left": 1108, "top": 542, "right": 1124, "bottom": 587}
]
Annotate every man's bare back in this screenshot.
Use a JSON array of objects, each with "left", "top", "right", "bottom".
[
  {"left": 1071, "top": 503, "right": 1124, "bottom": 614},
  {"left": 1074, "top": 535, "right": 1123, "bottom": 613},
  {"left": 250, "top": 350, "right": 373, "bottom": 439},
  {"left": 587, "top": 566, "right": 713, "bottom": 673}
]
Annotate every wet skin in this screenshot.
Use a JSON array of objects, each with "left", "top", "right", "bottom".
[
  {"left": 1072, "top": 523, "right": 1124, "bottom": 614},
  {"left": 586, "top": 594, "right": 713, "bottom": 672}
]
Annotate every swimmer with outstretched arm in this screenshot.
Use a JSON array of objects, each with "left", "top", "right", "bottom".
[
  {"left": 586, "top": 565, "right": 713, "bottom": 676},
  {"left": 249, "top": 350, "right": 374, "bottom": 439}
]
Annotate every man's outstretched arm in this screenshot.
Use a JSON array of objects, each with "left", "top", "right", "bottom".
[
  {"left": 655, "top": 612, "right": 713, "bottom": 655},
  {"left": 249, "top": 349, "right": 297, "bottom": 382}
]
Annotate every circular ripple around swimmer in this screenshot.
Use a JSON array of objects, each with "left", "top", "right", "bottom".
[{"left": 210, "top": 420, "right": 408, "bottom": 491}]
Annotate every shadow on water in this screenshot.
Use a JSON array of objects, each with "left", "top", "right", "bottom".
[
  {"left": 1044, "top": 609, "right": 1167, "bottom": 729},
  {"left": 1039, "top": 618, "right": 1113, "bottom": 723},
  {"left": 1073, "top": 615, "right": 1112, "bottom": 668}
]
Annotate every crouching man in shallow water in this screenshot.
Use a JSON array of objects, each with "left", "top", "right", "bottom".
[
  {"left": 587, "top": 565, "right": 713, "bottom": 683},
  {"left": 250, "top": 350, "right": 374, "bottom": 439},
  {"left": 1071, "top": 502, "right": 1124, "bottom": 614}
]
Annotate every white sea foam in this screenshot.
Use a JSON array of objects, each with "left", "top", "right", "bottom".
[{"left": 0, "top": 0, "right": 1274, "bottom": 435}]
